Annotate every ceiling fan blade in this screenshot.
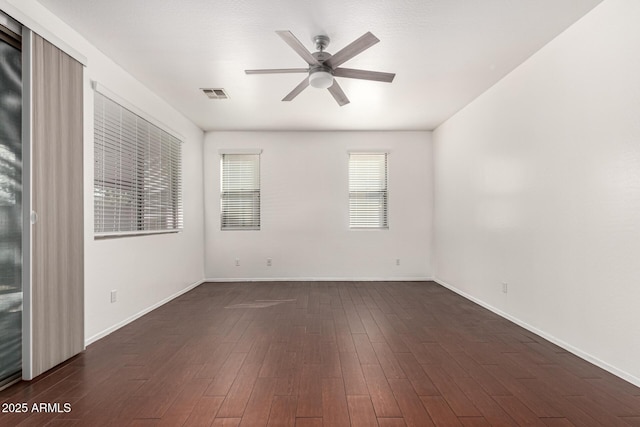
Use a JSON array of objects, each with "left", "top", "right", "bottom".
[
  {"left": 325, "top": 32, "right": 379, "bottom": 69},
  {"left": 245, "top": 68, "right": 308, "bottom": 74},
  {"left": 333, "top": 68, "right": 395, "bottom": 83},
  {"left": 276, "top": 30, "right": 320, "bottom": 66},
  {"left": 282, "top": 77, "right": 310, "bottom": 101},
  {"left": 327, "top": 80, "right": 350, "bottom": 106}
]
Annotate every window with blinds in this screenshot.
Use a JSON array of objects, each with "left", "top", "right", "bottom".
[
  {"left": 349, "top": 152, "right": 388, "bottom": 229},
  {"left": 221, "top": 153, "right": 260, "bottom": 230},
  {"left": 94, "top": 91, "right": 183, "bottom": 236}
]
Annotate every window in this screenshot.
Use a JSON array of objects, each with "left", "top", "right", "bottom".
[
  {"left": 349, "top": 152, "right": 388, "bottom": 229},
  {"left": 94, "top": 91, "right": 183, "bottom": 236},
  {"left": 221, "top": 153, "right": 261, "bottom": 230}
]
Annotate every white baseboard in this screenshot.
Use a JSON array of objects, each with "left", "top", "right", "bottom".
[
  {"left": 85, "top": 279, "right": 205, "bottom": 346},
  {"left": 433, "top": 277, "right": 640, "bottom": 388},
  {"left": 205, "top": 276, "right": 433, "bottom": 282}
]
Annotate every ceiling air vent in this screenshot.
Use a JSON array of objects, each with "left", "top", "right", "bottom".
[{"left": 201, "top": 88, "right": 229, "bottom": 99}]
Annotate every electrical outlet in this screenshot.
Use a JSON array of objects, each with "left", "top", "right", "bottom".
[
  {"left": 267, "top": 258, "right": 272, "bottom": 267},
  {"left": 110, "top": 290, "right": 117, "bottom": 303},
  {"left": 235, "top": 258, "right": 240, "bottom": 267},
  {"left": 502, "top": 282, "right": 508, "bottom": 294},
  {"left": 396, "top": 258, "right": 401, "bottom": 266}
]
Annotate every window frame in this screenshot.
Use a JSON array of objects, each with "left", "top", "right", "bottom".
[
  {"left": 220, "top": 150, "right": 262, "bottom": 231},
  {"left": 348, "top": 151, "right": 389, "bottom": 230},
  {"left": 93, "top": 85, "right": 183, "bottom": 238}
]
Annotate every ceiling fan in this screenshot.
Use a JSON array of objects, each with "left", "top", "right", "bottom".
[{"left": 245, "top": 31, "right": 395, "bottom": 106}]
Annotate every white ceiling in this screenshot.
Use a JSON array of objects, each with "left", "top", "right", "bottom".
[{"left": 36, "top": 0, "right": 602, "bottom": 131}]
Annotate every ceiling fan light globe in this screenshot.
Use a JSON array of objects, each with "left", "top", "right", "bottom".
[{"left": 309, "top": 70, "right": 333, "bottom": 89}]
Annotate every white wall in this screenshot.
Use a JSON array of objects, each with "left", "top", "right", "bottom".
[
  {"left": 433, "top": 0, "right": 640, "bottom": 385},
  {"left": 204, "top": 131, "right": 433, "bottom": 281},
  {"left": 1, "top": 0, "right": 205, "bottom": 343}
]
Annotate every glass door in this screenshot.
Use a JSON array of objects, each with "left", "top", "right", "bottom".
[{"left": 0, "top": 18, "right": 22, "bottom": 387}]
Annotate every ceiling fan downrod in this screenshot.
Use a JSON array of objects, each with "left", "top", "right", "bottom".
[{"left": 314, "top": 35, "right": 330, "bottom": 52}]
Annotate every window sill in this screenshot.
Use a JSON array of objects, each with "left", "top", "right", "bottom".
[
  {"left": 349, "top": 227, "right": 389, "bottom": 231},
  {"left": 94, "top": 229, "right": 182, "bottom": 239}
]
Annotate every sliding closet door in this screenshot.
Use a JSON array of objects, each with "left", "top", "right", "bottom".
[{"left": 31, "top": 33, "right": 83, "bottom": 377}]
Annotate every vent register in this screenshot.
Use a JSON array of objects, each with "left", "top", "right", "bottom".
[{"left": 201, "top": 88, "right": 229, "bottom": 99}]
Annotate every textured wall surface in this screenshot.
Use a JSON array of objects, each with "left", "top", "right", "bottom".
[
  {"left": 204, "top": 131, "right": 433, "bottom": 280},
  {"left": 434, "top": 0, "right": 640, "bottom": 385},
  {"left": 2, "top": 0, "right": 207, "bottom": 346}
]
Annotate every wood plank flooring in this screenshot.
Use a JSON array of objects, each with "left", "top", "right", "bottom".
[{"left": 1, "top": 281, "right": 639, "bottom": 426}]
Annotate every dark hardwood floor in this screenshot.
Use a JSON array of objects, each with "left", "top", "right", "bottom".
[{"left": 1, "top": 281, "right": 639, "bottom": 426}]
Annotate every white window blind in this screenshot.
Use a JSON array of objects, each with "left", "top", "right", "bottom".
[
  {"left": 221, "top": 153, "right": 260, "bottom": 230},
  {"left": 94, "top": 91, "right": 183, "bottom": 236},
  {"left": 349, "top": 152, "right": 388, "bottom": 229}
]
